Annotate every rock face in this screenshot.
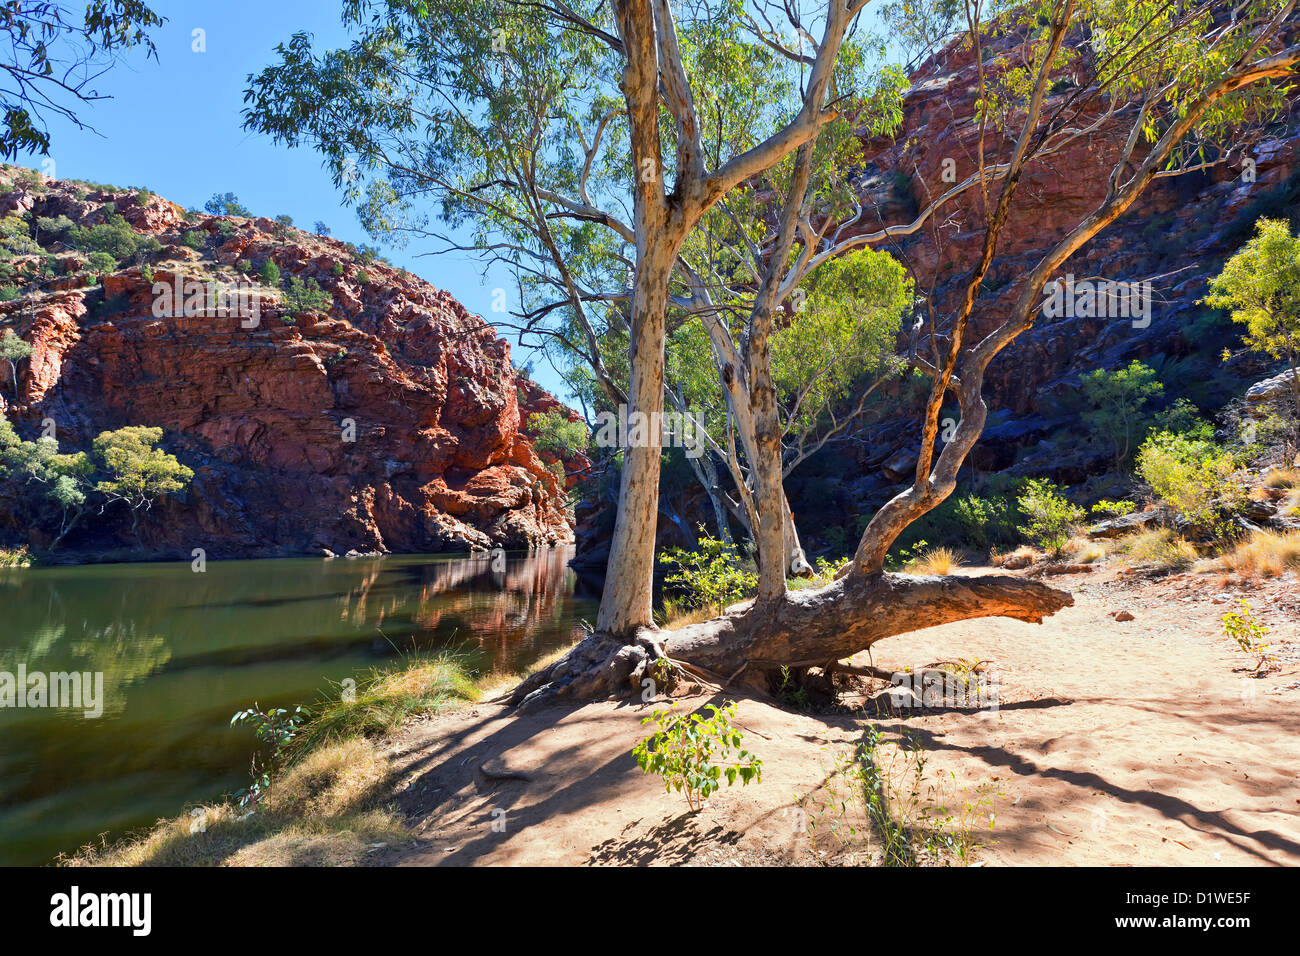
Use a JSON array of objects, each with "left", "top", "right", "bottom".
[
  {"left": 779, "top": 20, "right": 1300, "bottom": 542},
  {"left": 0, "top": 170, "right": 584, "bottom": 557}
]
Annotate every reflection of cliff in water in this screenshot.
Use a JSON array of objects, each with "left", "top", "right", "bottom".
[{"left": 346, "top": 548, "right": 600, "bottom": 672}]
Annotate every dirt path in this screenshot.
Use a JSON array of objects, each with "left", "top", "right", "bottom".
[{"left": 377, "top": 568, "right": 1300, "bottom": 866}]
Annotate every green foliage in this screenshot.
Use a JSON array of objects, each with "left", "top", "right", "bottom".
[
  {"left": 1016, "top": 478, "right": 1084, "bottom": 554},
  {"left": 1204, "top": 217, "right": 1300, "bottom": 453},
  {"left": 230, "top": 705, "right": 307, "bottom": 810},
  {"left": 772, "top": 248, "right": 911, "bottom": 437},
  {"left": 1136, "top": 430, "right": 1241, "bottom": 537},
  {"left": 259, "top": 259, "right": 281, "bottom": 285},
  {"left": 34, "top": 214, "right": 75, "bottom": 239},
  {"left": 354, "top": 269, "right": 370, "bottom": 286},
  {"left": 885, "top": 538, "right": 929, "bottom": 571},
  {"left": 660, "top": 532, "right": 757, "bottom": 610},
  {"left": 0, "top": 412, "right": 92, "bottom": 543},
  {"left": 632, "top": 701, "right": 762, "bottom": 813},
  {"left": 1079, "top": 360, "right": 1164, "bottom": 468},
  {"left": 84, "top": 251, "right": 118, "bottom": 275},
  {"left": 1221, "top": 599, "right": 1272, "bottom": 672},
  {"left": 1091, "top": 498, "right": 1136, "bottom": 518},
  {"left": 181, "top": 230, "right": 206, "bottom": 251},
  {"left": 235, "top": 258, "right": 251, "bottom": 274},
  {"left": 330, "top": 262, "right": 345, "bottom": 277},
  {"left": 1, "top": 329, "right": 33, "bottom": 362},
  {"left": 526, "top": 409, "right": 588, "bottom": 457},
  {"left": 0, "top": 545, "right": 32, "bottom": 567},
  {"left": 60, "top": 213, "right": 159, "bottom": 263},
  {"left": 0, "top": 2, "right": 162, "bottom": 158},
  {"left": 282, "top": 276, "right": 332, "bottom": 316},
  {"left": 205, "top": 192, "right": 251, "bottom": 217},
  {"left": 92, "top": 426, "right": 195, "bottom": 531},
  {"left": 0, "top": 285, "right": 18, "bottom": 302},
  {"left": 951, "top": 493, "right": 1019, "bottom": 551},
  {"left": 0, "top": 214, "right": 40, "bottom": 258},
  {"left": 1, "top": 330, "right": 34, "bottom": 394}
]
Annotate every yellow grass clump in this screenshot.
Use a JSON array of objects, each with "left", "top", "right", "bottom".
[
  {"left": 1116, "top": 528, "right": 1199, "bottom": 570},
  {"left": 1208, "top": 529, "right": 1300, "bottom": 580},
  {"left": 907, "top": 546, "right": 964, "bottom": 576},
  {"left": 67, "top": 739, "right": 408, "bottom": 867}
]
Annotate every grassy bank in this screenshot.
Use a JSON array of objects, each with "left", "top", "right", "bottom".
[{"left": 68, "top": 647, "right": 572, "bottom": 866}]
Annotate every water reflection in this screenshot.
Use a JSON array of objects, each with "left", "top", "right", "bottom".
[{"left": 0, "top": 548, "right": 596, "bottom": 865}]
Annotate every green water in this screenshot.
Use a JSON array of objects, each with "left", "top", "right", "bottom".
[{"left": 0, "top": 549, "right": 599, "bottom": 866}]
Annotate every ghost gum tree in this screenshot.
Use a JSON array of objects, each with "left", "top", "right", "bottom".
[
  {"left": 244, "top": 0, "right": 890, "bottom": 631},
  {"left": 247, "top": 0, "right": 1300, "bottom": 706}
]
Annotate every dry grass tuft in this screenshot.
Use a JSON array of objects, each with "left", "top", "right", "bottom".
[
  {"left": 1114, "top": 528, "right": 1199, "bottom": 570},
  {"left": 1206, "top": 529, "right": 1300, "bottom": 580},
  {"left": 907, "top": 546, "right": 964, "bottom": 576},
  {"left": 67, "top": 739, "right": 408, "bottom": 867},
  {"left": 1262, "top": 467, "right": 1299, "bottom": 489}
]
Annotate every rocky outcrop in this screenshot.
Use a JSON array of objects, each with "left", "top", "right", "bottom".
[
  {"left": 787, "top": 19, "right": 1300, "bottom": 538},
  {"left": 0, "top": 169, "right": 584, "bottom": 558}
]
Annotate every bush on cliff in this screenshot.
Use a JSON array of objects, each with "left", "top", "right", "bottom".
[
  {"left": 527, "top": 409, "right": 588, "bottom": 458},
  {"left": 0, "top": 414, "right": 194, "bottom": 548}
]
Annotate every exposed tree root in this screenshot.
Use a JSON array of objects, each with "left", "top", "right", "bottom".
[{"left": 504, "top": 571, "right": 1073, "bottom": 709}]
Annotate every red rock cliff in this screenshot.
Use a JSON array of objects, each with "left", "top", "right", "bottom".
[{"left": 0, "top": 169, "right": 584, "bottom": 557}]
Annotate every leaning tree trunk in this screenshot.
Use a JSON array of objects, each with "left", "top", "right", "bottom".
[{"left": 505, "top": 569, "right": 1072, "bottom": 709}]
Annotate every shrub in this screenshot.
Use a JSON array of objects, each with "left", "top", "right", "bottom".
[
  {"left": 68, "top": 213, "right": 150, "bottom": 262},
  {"left": 34, "top": 214, "right": 75, "bottom": 240},
  {"left": 660, "top": 532, "right": 757, "bottom": 610},
  {"left": 632, "top": 701, "right": 762, "bottom": 813},
  {"left": 1136, "top": 430, "right": 1241, "bottom": 536},
  {"left": 0, "top": 285, "right": 18, "bottom": 301},
  {"left": 1079, "top": 360, "right": 1163, "bottom": 468},
  {"left": 330, "top": 262, "right": 345, "bottom": 277},
  {"left": 181, "top": 230, "right": 206, "bottom": 251},
  {"left": 952, "top": 493, "right": 1019, "bottom": 550},
  {"left": 526, "top": 409, "right": 588, "bottom": 457},
  {"left": 804, "top": 726, "right": 996, "bottom": 866},
  {"left": 205, "top": 192, "right": 251, "bottom": 217},
  {"left": 1091, "top": 498, "right": 1136, "bottom": 517},
  {"left": 235, "top": 259, "right": 251, "bottom": 274},
  {"left": 1221, "top": 600, "right": 1272, "bottom": 672},
  {"left": 259, "top": 259, "right": 281, "bottom": 285},
  {"left": 282, "top": 276, "right": 333, "bottom": 315},
  {"left": 85, "top": 251, "right": 118, "bottom": 274},
  {"left": 0, "top": 214, "right": 39, "bottom": 257},
  {"left": 354, "top": 269, "right": 370, "bottom": 286},
  {"left": 1117, "top": 527, "right": 1199, "bottom": 569},
  {"left": 1016, "top": 478, "right": 1084, "bottom": 554}
]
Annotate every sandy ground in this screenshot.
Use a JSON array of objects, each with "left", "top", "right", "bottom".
[{"left": 374, "top": 567, "right": 1300, "bottom": 866}]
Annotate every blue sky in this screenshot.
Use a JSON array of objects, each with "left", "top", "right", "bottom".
[{"left": 23, "top": 0, "right": 565, "bottom": 396}]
